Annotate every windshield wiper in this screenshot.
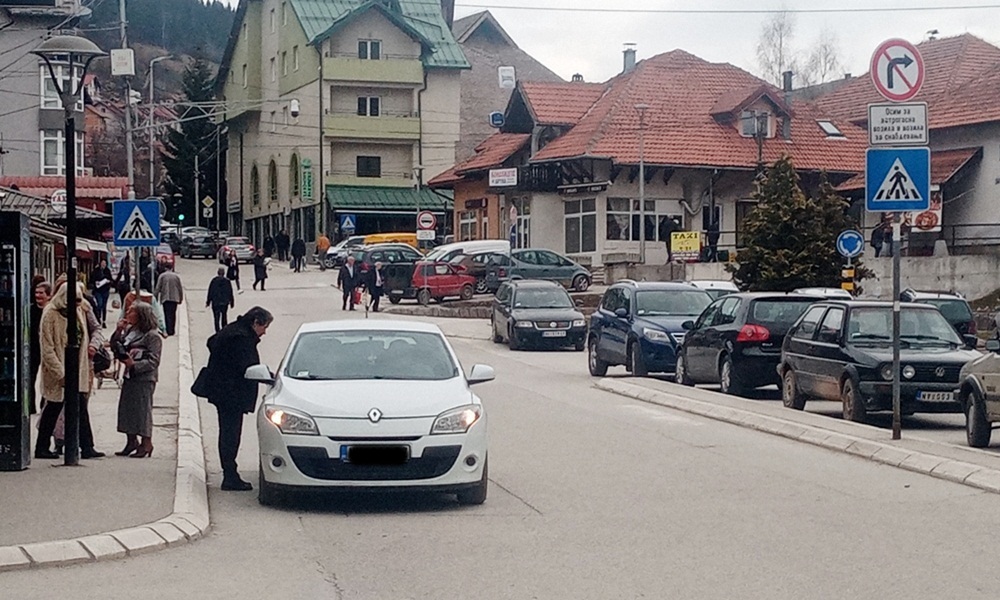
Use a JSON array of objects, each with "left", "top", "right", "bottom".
[
  {"left": 852, "top": 334, "right": 891, "bottom": 340},
  {"left": 294, "top": 374, "right": 335, "bottom": 380}
]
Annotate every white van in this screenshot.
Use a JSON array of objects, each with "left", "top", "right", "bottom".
[{"left": 424, "top": 240, "right": 510, "bottom": 263}]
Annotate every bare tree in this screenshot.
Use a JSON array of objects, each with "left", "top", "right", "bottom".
[
  {"left": 800, "top": 29, "right": 844, "bottom": 87},
  {"left": 756, "top": 10, "right": 797, "bottom": 86}
]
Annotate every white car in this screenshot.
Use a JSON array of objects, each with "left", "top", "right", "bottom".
[
  {"left": 686, "top": 280, "right": 739, "bottom": 300},
  {"left": 252, "top": 320, "right": 495, "bottom": 506},
  {"left": 792, "top": 287, "right": 853, "bottom": 299}
]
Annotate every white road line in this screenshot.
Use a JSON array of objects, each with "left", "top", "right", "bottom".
[{"left": 618, "top": 404, "right": 701, "bottom": 425}]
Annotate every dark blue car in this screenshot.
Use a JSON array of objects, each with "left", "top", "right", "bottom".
[{"left": 588, "top": 281, "right": 712, "bottom": 377}]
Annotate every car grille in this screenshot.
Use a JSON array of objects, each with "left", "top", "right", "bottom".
[
  {"left": 535, "top": 321, "right": 572, "bottom": 330},
  {"left": 287, "top": 445, "right": 461, "bottom": 481},
  {"left": 910, "top": 364, "right": 962, "bottom": 384}
]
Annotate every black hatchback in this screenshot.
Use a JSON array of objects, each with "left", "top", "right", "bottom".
[
  {"left": 491, "top": 280, "right": 587, "bottom": 351},
  {"left": 675, "top": 293, "right": 822, "bottom": 396},
  {"left": 779, "top": 300, "right": 981, "bottom": 422}
]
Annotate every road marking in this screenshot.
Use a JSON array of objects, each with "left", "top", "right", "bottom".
[{"left": 618, "top": 404, "right": 700, "bottom": 425}]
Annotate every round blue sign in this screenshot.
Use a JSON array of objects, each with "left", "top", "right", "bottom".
[
  {"left": 489, "top": 111, "right": 505, "bottom": 128},
  {"left": 836, "top": 229, "right": 865, "bottom": 258}
]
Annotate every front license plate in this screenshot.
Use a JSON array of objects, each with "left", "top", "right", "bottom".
[
  {"left": 542, "top": 331, "right": 567, "bottom": 338},
  {"left": 917, "top": 391, "right": 954, "bottom": 402},
  {"left": 391, "top": 289, "right": 404, "bottom": 295},
  {"left": 341, "top": 445, "right": 409, "bottom": 465}
]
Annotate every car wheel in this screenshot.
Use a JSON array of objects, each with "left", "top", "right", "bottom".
[
  {"left": 572, "top": 274, "right": 590, "bottom": 292},
  {"left": 588, "top": 337, "right": 609, "bottom": 376},
  {"left": 389, "top": 295, "right": 401, "bottom": 305},
  {"left": 417, "top": 288, "right": 432, "bottom": 306},
  {"left": 781, "top": 369, "right": 807, "bottom": 410},
  {"left": 574, "top": 338, "right": 585, "bottom": 352},
  {"left": 492, "top": 317, "right": 503, "bottom": 344},
  {"left": 841, "top": 377, "right": 867, "bottom": 423},
  {"left": 508, "top": 326, "right": 521, "bottom": 351},
  {"left": 965, "top": 388, "right": 992, "bottom": 448},
  {"left": 258, "top": 465, "right": 283, "bottom": 507},
  {"left": 460, "top": 284, "right": 474, "bottom": 301},
  {"left": 475, "top": 278, "right": 489, "bottom": 295},
  {"left": 629, "top": 342, "right": 648, "bottom": 377},
  {"left": 457, "top": 458, "right": 488, "bottom": 505},
  {"left": 675, "top": 352, "right": 693, "bottom": 386},
  {"left": 718, "top": 355, "right": 744, "bottom": 396}
]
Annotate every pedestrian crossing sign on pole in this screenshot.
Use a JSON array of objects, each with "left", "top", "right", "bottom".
[
  {"left": 865, "top": 147, "right": 930, "bottom": 212},
  {"left": 113, "top": 200, "right": 161, "bottom": 247}
]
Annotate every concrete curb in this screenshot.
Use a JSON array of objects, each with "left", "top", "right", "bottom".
[
  {"left": 0, "top": 304, "right": 210, "bottom": 572},
  {"left": 384, "top": 305, "right": 491, "bottom": 319},
  {"left": 596, "top": 378, "right": 1000, "bottom": 495}
]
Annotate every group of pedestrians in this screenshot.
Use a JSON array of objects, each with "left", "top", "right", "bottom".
[{"left": 336, "top": 256, "right": 385, "bottom": 312}]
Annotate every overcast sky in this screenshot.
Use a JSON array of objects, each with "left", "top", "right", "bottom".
[{"left": 221, "top": 1, "right": 1000, "bottom": 84}]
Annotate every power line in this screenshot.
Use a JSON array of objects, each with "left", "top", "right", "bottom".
[{"left": 454, "top": 2, "right": 1000, "bottom": 14}]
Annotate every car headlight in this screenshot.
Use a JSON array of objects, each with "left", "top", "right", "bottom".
[
  {"left": 643, "top": 328, "right": 673, "bottom": 344},
  {"left": 264, "top": 406, "right": 319, "bottom": 435},
  {"left": 515, "top": 321, "right": 534, "bottom": 328},
  {"left": 880, "top": 365, "right": 893, "bottom": 381},
  {"left": 431, "top": 405, "right": 482, "bottom": 434},
  {"left": 572, "top": 319, "right": 586, "bottom": 327},
  {"left": 902, "top": 365, "right": 916, "bottom": 379}
]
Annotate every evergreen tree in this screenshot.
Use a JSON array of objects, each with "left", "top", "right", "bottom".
[
  {"left": 728, "top": 156, "right": 863, "bottom": 291},
  {"left": 160, "top": 59, "right": 220, "bottom": 224}
]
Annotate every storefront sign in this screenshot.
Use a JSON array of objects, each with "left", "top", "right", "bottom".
[
  {"left": 670, "top": 231, "right": 701, "bottom": 261},
  {"left": 301, "top": 158, "right": 314, "bottom": 200},
  {"left": 465, "top": 198, "right": 486, "bottom": 210},
  {"left": 489, "top": 168, "right": 517, "bottom": 188},
  {"left": 904, "top": 188, "right": 942, "bottom": 234}
]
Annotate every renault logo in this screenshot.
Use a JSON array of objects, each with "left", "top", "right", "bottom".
[
  {"left": 935, "top": 367, "right": 946, "bottom": 378},
  {"left": 367, "top": 408, "right": 383, "bottom": 423}
]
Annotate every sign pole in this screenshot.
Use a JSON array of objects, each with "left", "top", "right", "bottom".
[{"left": 892, "top": 218, "right": 902, "bottom": 440}]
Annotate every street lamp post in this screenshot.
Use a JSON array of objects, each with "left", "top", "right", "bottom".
[
  {"left": 33, "top": 36, "right": 105, "bottom": 467},
  {"left": 148, "top": 55, "right": 170, "bottom": 197},
  {"left": 635, "top": 104, "right": 650, "bottom": 264}
]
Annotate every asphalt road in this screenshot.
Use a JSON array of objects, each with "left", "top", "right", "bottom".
[{"left": 5, "top": 256, "right": 1000, "bottom": 599}]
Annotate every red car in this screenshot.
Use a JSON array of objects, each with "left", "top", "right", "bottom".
[
  {"left": 408, "top": 261, "right": 476, "bottom": 305},
  {"left": 155, "top": 243, "right": 175, "bottom": 271}
]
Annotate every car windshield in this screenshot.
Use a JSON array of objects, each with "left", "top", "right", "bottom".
[
  {"left": 157, "top": 244, "right": 172, "bottom": 254},
  {"left": 635, "top": 290, "right": 711, "bottom": 316},
  {"left": 749, "top": 299, "right": 817, "bottom": 329},
  {"left": 285, "top": 330, "right": 459, "bottom": 381},
  {"left": 847, "top": 307, "right": 963, "bottom": 345},
  {"left": 919, "top": 299, "right": 973, "bottom": 323},
  {"left": 514, "top": 288, "right": 573, "bottom": 309}
]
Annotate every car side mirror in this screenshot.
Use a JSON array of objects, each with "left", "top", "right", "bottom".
[
  {"left": 986, "top": 339, "right": 1000, "bottom": 353},
  {"left": 682, "top": 320, "right": 695, "bottom": 331},
  {"left": 964, "top": 334, "right": 980, "bottom": 350},
  {"left": 575, "top": 299, "right": 584, "bottom": 307},
  {"left": 244, "top": 364, "right": 275, "bottom": 385},
  {"left": 467, "top": 364, "right": 495, "bottom": 385},
  {"left": 614, "top": 308, "right": 628, "bottom": 319}
]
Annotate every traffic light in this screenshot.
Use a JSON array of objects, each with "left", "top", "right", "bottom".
[{"left": 178, "top": 214, "right": 185, "bottom": 222}]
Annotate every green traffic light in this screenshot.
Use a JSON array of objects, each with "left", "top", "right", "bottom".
[{"left": 178, "top": 214, "right": 185, "bottom": 221}]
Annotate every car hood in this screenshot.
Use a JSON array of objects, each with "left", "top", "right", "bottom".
[
  {"left": 511, "top": 308, "right": 584, "bottom": 321},
  {"left": 269, "top": 375, "right": 476, "bottom": 418},
  {"left": 634, "top": 315, "right": 695, "bottom": 333},
  {"left": 850, "top": 346, "right": 981, "bottom": 364}
]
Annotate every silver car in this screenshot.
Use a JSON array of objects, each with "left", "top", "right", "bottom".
[{"left": 217, "top": 236, "right": 256, "bottom": 263}]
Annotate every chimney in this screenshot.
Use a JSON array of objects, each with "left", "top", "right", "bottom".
[
  {"left": 781, "top": 70, "right": 793, "bottom": 140},
  {"left": 571, "top": 73, "right": 584, "bottom": 83},
  {"left": 622, "top": 43, "right": 637, "bottom": 73},
  {"left": 440, "top": 0, "right": 455, "bottom": 28},
  {"left": 844, "top": 73, "right": 852, "bottom": 79}
]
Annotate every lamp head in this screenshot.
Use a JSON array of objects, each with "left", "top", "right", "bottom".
[{"left": 32, "top": 35, "right": 106, "bottom": 64}]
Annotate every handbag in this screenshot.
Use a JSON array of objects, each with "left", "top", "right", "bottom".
[
  {"left": 191, "top": 367, "right": 213, "bottom": 398},
  {"left": 93, "top": 347, "right": 113, "bottom": 374}
]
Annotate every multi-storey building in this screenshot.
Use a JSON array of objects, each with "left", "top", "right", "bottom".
[{"left": 216, "top": 0, "right": 467, "bottom": 244}]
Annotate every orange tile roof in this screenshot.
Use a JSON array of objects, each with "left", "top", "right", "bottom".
[
  {"left": 518, "top": 81, "right": 607, "bottom": 126},
  {"left": 931, "top": 66, "right": 1000, "bottom": 129},
  {"left": 814, "top": 34, "right": 1000, "bottom": 125},
  {"left": 0, "top": 176, "right": 127, "bottom": 204},
  {"left": 531, "top": 50, "right": 867, "bottom": 173},
  {"left": 427, "top": 133, "right": 529, "bottom": 187},
  {"left": 836, "top": 146, "right": 982, "bottom": 191}
]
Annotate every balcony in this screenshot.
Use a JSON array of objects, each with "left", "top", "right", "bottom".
[
  {"left": 323, "top": 111, "right": 420, "bottom": 141},
  {"left": 326, "top": 170, "right": 415, "bottom": 189},
  {"left": 323, "top": 55, "right": 424, "bottom": 85}
]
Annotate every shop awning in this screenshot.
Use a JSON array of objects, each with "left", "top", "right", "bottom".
[{"left": 325, "top": 185, "right": 453, "bottom": 213}]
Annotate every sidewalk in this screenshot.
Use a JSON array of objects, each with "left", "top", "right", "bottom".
[{"left": 0, "top": 304, "right": 208, "bottom": 571}]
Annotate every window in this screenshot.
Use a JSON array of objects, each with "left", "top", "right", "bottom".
[
  {"left": 564, "top": 198, "right": 596, "bottom": 254},
  {"left": 702, "top": 204, "right": 722, "bottom": 231},
  {"left": 289, "top": 154, "right": 300, "bottom": 197},
  {"left": 481, "top": 215, "right": 489, "bottom": 240},
  {"left": 817, "top": 120, "right": 844, "bottom": 138},
  {"left": 817, "top": 308, "right": 845, "bottom": 344},
  {"left": 713, "top": 297, "right": 741, "bottom": 326},
  {"left": 607, "top": 197, "right": 682, "bottom": 242},
  {"left": 293, "top": 45, "right": 299, "bottom": 71},
  {"left": 250, "top": 165, "right": 260, "bottom": 205},
  {"left": 270, "top": 58, "right": 276, "bottom": 82},
  {"left": 511, "top": 197, "right": 531, "bottom": 248},
  {"left": 792, "top": 306, "right": 827, "bottom": 340},
  {"left": 356, "top": 156, "right": 381, "bottom": 178},
  {"left": 740, "top": 110, "right": 772, "bottom": 138},
  {"left": 694, "top": 299, "right": 723, "bottom": 330},
  {"left": 40, "top": 130, "right": 84, "bottom": 176},
  {"left": 268, "top": 160, "right": 278, "bottom": 202},
  {"left": 459, "top": 210, "right": 477, "bottom": 241},
  {"left": 269, "top": 8, "right": 275, "bottom": 32},
  {"left": 356, "top": 96, "right": 380, "bottom": 117},
  {"left": 281, "top": 2, "right": 287, "bottom": 25},
  {"left": 281, "top": 52, "right": 287, "bottom": 76},
  {"left": 242, "top": 64, "right": 248, "bottom": 88},
  {"left": 282, "top": 107, "right": 289, "bottom": 127},
  {"left": 269, "top": 111, "right": 276, "bottom": 132},
  {"left": 40, "top": 62, "right": 83, "bottom": 111},
  {"left": 606, "top": 197, "right": 631, "bottom": 240},
  {"left": 358, "top": 40, "right": 381, "bottom": 60},
  {"left": 600, "top": 288, "right": 630, "bottom": 315}
]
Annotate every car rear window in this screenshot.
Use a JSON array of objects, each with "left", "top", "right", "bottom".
[
  {"left": 920, "top": 299, "right": 973, "bottom": 323},
  {"left": 748, "top": 299, "right": 818, "bottom": 332}
]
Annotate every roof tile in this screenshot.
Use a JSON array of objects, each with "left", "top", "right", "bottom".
[
  {"left": 518, "top": 81, "right": 607, "bottom": 126},
  {"left": 428, "top": 133, "right": 529, "bottom": 187}
]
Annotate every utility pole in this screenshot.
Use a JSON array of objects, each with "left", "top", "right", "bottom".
[
  {"left": 120, "top": 0, "right": 135, "bottom": 201},
  {"left": 215, "top": 125, "right": 221, "bottom": 232},
  {"left": 194, "top": 154, "right": 200, "bottom": 228}
]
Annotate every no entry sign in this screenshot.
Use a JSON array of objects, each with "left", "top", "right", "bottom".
[
  {"left": 870, "top": 38, "right": 925, "bottom": 102},
  {"left": 417, "top": 210, "right": 437, "bottom": 231}
]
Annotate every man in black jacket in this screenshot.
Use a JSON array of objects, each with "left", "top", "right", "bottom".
[
  {"left": 203, "top": 306, "right": 273, "bottom": 491},
  {"left": 338, "top": 256, "right": 361, "bottom": 310},
  {"left": 206, "top": 267, "right": 235, "bottom": 332},
  {"left": 291, "top": 237, "right": 307, "bottom": 273}
]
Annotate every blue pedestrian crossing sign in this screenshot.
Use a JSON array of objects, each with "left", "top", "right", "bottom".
[
  {"left": 113, "top": 200, "right": 160, "bottom": 247},
  {"left": 865, "top": 147, "right": 930, "bottom": 212},
  {"left": 339, "top": 214, "right": 357, "bottom": 233},
  {"left": 836, "top": 229, "right": 865, "bottom": 258}
]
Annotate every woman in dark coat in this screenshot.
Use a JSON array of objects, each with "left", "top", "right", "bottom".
[
  {"left": 202, "top": 306, "right": 273, "bottom": 490},
  {"left": 252, "top": 249, "right": 268, "bottom": 291},
  {"left": 226, "top": 250, "right": 241, "bottom": 291},
  {"left": 263, "top": 235, "right": 275, "bottom": 258},
  {"left": 112, "top": 301, "right": 162, "bottom": 458}
]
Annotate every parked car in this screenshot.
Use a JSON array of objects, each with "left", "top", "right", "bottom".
[
  {"left": 588, "top": 281, "right": 712, "bottom": 377},
  {"left": 449, "top": 249, "right": 510, "bottom": 294},
  {"left": 779, "top": 300, "right": 980, "bottom": 422},
  {"left": 350, "top": 244, "right": 426, "bottom": 303},
  {"left": 323, "top": 235, "right": 367, "bottom": 269},
  {"left": 180, "top": 226, "right": 212, "bottom": 237},
  {"left": 899, "top": 288, "right": 977, "bottom": 338},
  {"left": 958, "top": 339, "right": 1000, "bottom": 447},
  {"left": 687, "top": 280, "right": 739, "bottom": 300},
  {"left": 161, "top": 231, "right": 181, "bottom": 254},
  {"left": 793, "top": 287, "right": 853, "bottom": 299},
  {"left": 425, "top": 240, "right": 509, "bottom": 264},
  {"left": 676, "top": 293, "right": 822, "bottom": 395},
  {"left": 217, "top": 236, "right": 256, "bottom": 263},
  {"left": 406, "top": 261, "right": 477, "bottom": 305},
  {"left": 179, "top": 234, "right": 217, "bottom": 259},
  {"left": 253, "top": 319, "right": 495, "bottom": 506},
  {"left": 486, "top": 248, "right": 592, "bottom": 293},
  {"left": 491, "top": 280, "right": 587, "bottom": 351}
]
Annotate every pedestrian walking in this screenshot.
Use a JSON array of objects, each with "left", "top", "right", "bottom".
[
  {"left": 263, "top": 234, "right": 275, "bottom": 258},
  {"left": 367, "top": 260, "right": 385, "bottom": 312},
  {"left": 89, "top": 259, "right": 113, "bottom": 327},
  {"left": 870, "top": 224, "right": 884, "bottom": 258},
  {"left": 201, "top": 306, "right": 273, "bottom": 490},
  {"left": 706, "top": 218, "right": 721, "bottom": 263},
  {"left": 659, "top": 216, "right": 678, "bottom": 263},
  {"left": 338, "top": 255, "right": 361, "bottom": 311},
  {"left": 111, "top": 301, "right": 161, "bottom": 458},
  {"left": 36, "top": 281, "right": 105, "bottom": 459},
  {"left": 114, "top": 253, "right": 131, "bottom": 301},
  {"left": 275, "top": 230, "right": 290, "bottom": 262},
  {"left": 252, "top": 249, "right": 268, "bottom": 291},
  {"left": 316, "top": 232, "right": 331, "bottom": 271},
  {"left": 226, "top": 250, "right": 241, "bottom": 291},
  {"left": 29, "top": 280, "right": 51, "bottom": 415},
  {"left": 291, "top": 237, "right": 306, "bottom": 272},
  {"left": 206, "top": 266, "right": 235, "bottom": 333},
  {"left": 154, "top": 263, "right": 184, "bottom": 336}
]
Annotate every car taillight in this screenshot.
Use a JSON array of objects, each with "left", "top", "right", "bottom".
[
  {"left": 737, "top": 324, "right": 770, "bottom": 343},
  {"left": 248, "top": 245, "right": 255, "bottom": 251},
  {"left": 222, "top": 246, "right": 230, "bottom": 252}
]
